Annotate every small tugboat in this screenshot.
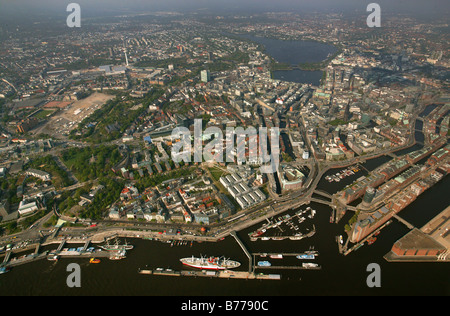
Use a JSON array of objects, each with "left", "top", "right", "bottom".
[
  {"left": 90, "top": 258, "right": 101, "bottom": 264},
  {"left": 367, "top": 237, "right": 377, "bottom": 245}
]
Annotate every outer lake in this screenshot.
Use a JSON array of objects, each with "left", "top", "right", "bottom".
[{"left": 238, "top": 34, "right": 338, "bottom": 85}]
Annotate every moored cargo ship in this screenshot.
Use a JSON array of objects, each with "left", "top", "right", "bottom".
[{"left": 180, "top": 256, "right": 241, "bottom": 270}]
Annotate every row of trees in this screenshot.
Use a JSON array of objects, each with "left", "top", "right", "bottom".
[{"left": 344, "top": 210, "right": 360, "bottom": 232}]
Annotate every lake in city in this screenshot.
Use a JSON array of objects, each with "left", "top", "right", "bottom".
[{"left": 237, "top": 34, "right": 338, "bottom": 85}]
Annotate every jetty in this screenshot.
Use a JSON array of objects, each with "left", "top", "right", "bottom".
[
  {"left": 138, "top": 268, "right": 281, "bottom": 280},
  {"left": 0, "top": 238, "right": 128, "bottom": 268},
  {"left": 230, "top": 230, "right": 252, "bottom": 273},
  {"left": 254, "top": 265, "right": 321, "bottom": 270}
]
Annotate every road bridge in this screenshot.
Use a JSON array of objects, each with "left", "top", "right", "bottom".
[
  {"left": 393, "top": 214, "right": 415, "bottom": 230},
  {"left": 386, "top": 152, "right": 397, "bottom": 159},
  {"left": 82, "top": 240, "right": 90, "bottom": 252},
  {"left": 56, "top": 240, "right": 65, "bottom": 252},
  {"left": 309, "top": 197, "right": 358, "bottom": 212},
  {"left": 34, "top": 243, "right": 40, "bottom": 255},
  {"left": 313, "top": 189, "right": 333, "bottom": 200},
  {"left": 2, "top": 251, "right": 11, "bottom": 264}
]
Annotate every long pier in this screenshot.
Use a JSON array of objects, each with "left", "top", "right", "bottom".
[
  {"left": 253, "top": 252, "right": 313, "bottom": 257},
  {"left": 230, "top": 230, "right": 252, "bottom": 273},
  {"left": 252, "top": 252, "right": 321, "bottom": 270},
  {"left": 254, "top": 265, "right": 321, "bottom": 270},
  {"left": 138, "top": 268, "right": 281, "bottom": 280}
]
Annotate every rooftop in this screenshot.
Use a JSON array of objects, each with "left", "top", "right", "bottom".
[{"left": 393, "top": 228, "right": 446, "bottom": 251}]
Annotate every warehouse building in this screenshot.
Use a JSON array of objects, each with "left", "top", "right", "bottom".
[{"left": 220, "top": 173, "right": 266, "bottom": 209}]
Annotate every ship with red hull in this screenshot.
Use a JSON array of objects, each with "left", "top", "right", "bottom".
[{"left": 180, "top": 256, "right": 241, "bottom": 270}]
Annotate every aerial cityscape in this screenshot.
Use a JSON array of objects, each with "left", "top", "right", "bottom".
[{"left": 0, "top": 0, "right": 449, "bottom": 299}]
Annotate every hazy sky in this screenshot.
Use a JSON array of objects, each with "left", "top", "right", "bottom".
[{"left": 0, "top": 0, "right": 448, "bottom": 18}]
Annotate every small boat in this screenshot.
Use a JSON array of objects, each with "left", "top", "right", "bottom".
[
  {"left": 0, "top": 266, "right": 10, "bottom": 274},
  {"left": 257, "top": 261, "right": 271, "bottom": 267},
  {"left": 296, "top": 254, "right": 315, "bottom": 260},
  {"left": 367, "top": 237, "right": 377, "bottom": 245},
  {"left": 90, "top": 258, "right": 101, "bottom": 264},
  {"left": 270, "top": 254, "right": 283, "bottom": 259},
  {"left": 109, "top": 249, "right": 126, "bottom": 260},
  {"left": 47, "top": 255, "right": 59, "bottom": 261},
  {"left": 302, "top": 262, "right": 319, "bottom": 269},
  {"left": 251, "top": 230, "right": 264, "bottom": 238},
  {"left": 305, "top": 249, "right": 319, "bottom": 256}
]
